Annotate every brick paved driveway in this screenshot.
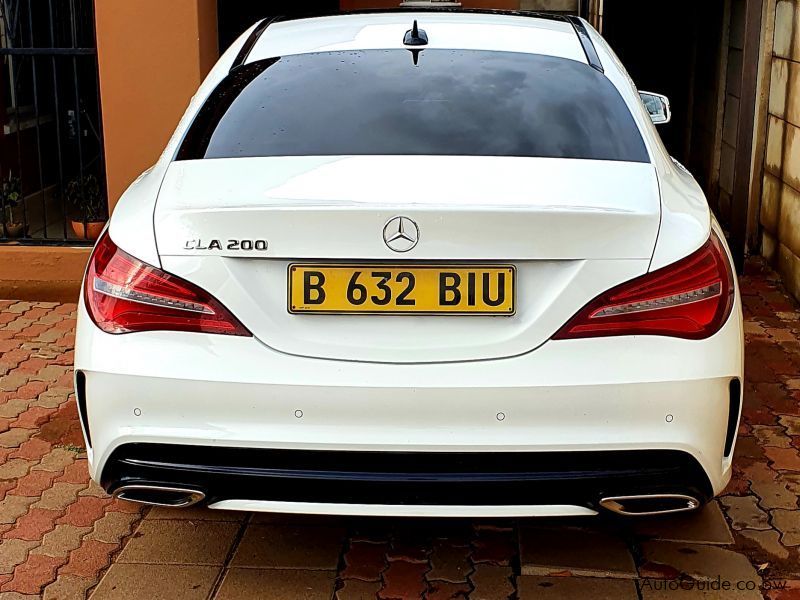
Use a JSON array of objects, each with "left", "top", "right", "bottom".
[{"left": 1, "top": 259, "right": 799, "bottom": 599}]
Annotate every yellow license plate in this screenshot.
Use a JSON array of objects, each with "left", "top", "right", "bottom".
[{"left": 288, "top": 264, "right": 515, "bottom": 315}]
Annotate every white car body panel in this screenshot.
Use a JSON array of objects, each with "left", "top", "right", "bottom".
[
  {"left": 75, "top": 13, "right": 744, "bottom": 517},
  {"left": 650, "top": 157, "right": 713, "bottom": 270},
  {"left": 157, "top": 256, "right": 648, "bottom": 363},
  {"left": 154, "top": 156, "right": 660, "bottom": 362},
  {"left": 585, "top": 25, "right": 711, "bottom": 269},
  {"left": 77, "top": 285, "right": 742, "bottom": 499},
  {"left": 107, "top": 167, "right": 162, "bottom": 268},
  {"left": 156, "top": 156, "right": 660, "bottom": 260}
]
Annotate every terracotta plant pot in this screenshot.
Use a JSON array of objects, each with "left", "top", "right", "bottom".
[
  {"left": 3, "top": 222, "right": 26, "bottom": 238},
  {"left": 71, "top": 220, "right": 105, "bottom": 241}
]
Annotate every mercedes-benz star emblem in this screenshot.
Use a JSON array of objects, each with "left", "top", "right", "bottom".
[{"left": 383, "top": 216, "right": 419, "bottom": 253}]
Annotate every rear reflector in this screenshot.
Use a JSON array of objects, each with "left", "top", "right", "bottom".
[
  {"left": 75, "top": 371, "right": 91, "bottom": 448},
  {"left": 724, "top": 379, "right": 742, "bottom": 457},
  {"left": 554, "top": 232, "right": 734, "bottom": 340},
  {"left": 84, "top": 232, "right": 251, "bottom": 336}
]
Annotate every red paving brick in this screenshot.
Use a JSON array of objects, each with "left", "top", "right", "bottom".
[
  {"left": 57, "top": 497, "right": 112, "bottom": 528},
  {"left": 4, "top": 508, "right": 61, "bottom": 541},
  {"left": 426, "top": 580, "right": 472, "bottom": 599},
  {"left": 12, "top": 470, "right": 59, "bottom": 497},
  {"left": 11, "top": 438, "right": 53, "bottom": 461},
  {"left": 0, "top": 300, "right": 145, "bottom": 599},
  {"left": 471, "top": 531, "right": 516, "bottom": 566},
  {"left": 342, "top": 541, "right": 390, "bottom": 581},
  {"left": 380, "top": 560, "right": 429, "bottom": 599},
  {"left": 1, "top": 553, "right": 65, "bottom": 594},
  {"left": 16, "top": 382, "right": 50, "bottom": 400},
  {"left": 17, "top": 358, "right": 48, "bottom": 373},
  {"left": 11, "top": 406, "right": 53, "bottom": 428},
  {"left": 59, "top": 539, "right": 118, "bottom": 578},
  {"left": 54, "top": 460, "right": 92, "bottom": 485},
  {"left": 765, "top": 448, "right": 800, "bottom": 472}
]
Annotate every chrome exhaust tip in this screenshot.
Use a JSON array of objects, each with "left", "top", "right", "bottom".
[
  {"left": 599, "top": 494, "right": 700, "bottom": 516},
  {"left": 113, "top": 485, "right": 205, "bottom": 508}
]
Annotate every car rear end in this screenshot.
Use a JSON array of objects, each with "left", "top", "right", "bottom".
[{"left": 74, "top": 12, "right": 743, "bottom": 517}]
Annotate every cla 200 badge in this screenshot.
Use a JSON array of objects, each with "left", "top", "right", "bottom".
[{"left": 184, "top": 239, "right": 268, "bottom": 251}]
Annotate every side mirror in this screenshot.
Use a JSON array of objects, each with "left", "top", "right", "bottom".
[{"left": 639, "top": 91, "right": 671, "bottom": 125}]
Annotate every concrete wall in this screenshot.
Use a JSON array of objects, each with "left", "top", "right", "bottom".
[{"left": 761, "top": 0, "right": 800, "bottom": 299}]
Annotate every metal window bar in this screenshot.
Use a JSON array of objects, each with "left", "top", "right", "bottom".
[{"left": 0, "top": 0, "right": 105, "bottom": 246}]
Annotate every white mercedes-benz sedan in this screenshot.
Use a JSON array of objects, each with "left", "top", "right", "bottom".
[{"left": 75, "top": 10, "right": 743, "bottom": 518}]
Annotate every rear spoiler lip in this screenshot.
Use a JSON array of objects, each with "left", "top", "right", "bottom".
[
  {"left": 230, "top": 17, "right": 276, "bottom": 72},
  {"left": 565, "top": 16, "right": 604, "bottom": 73}
]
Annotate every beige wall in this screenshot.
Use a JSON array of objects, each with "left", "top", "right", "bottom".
[
  {"left": 717, "top": 0, "right": 747, "bottom": 224},
  {"left": 95, "top": 0, "right": 218, "bottom": 210},
  {"left": 587, "top": 0, "right": 603, "bottom": 30},
  {"left": 761, "top": 0, "right": 800, "bottom": 299}
]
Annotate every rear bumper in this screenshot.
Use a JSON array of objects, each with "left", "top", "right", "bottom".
[
  {"left": 102, "top": 443, "right": 714, "bottom": 516},
  {"left": 75, "top": 294, "right": 743, "bottom": 515}
]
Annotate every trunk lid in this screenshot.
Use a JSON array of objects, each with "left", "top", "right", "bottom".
[{"left": 154, "top": 156, "right": 660, "bottom": 362}]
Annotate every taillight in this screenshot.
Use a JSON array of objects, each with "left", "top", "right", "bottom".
[
  {"left": 84, "top": 232, "right": 251, "bottom": 336},
  {"left": 554, "top": 232, "right": 734, "bottom": 340}
]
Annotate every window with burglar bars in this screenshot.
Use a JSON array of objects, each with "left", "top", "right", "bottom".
[{"left": 0, "top": 0, "right": 105, "bottom": 245}]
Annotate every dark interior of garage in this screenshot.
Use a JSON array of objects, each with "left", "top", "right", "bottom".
[{"left": 602, "top": 0, "right": 727, "bottom": 198}]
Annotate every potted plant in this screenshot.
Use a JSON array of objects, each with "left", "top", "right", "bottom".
[
  {"left": 1, "top": 173, "right": 25, "bottom": 238},
  {"left": 66, "top": 174, "right": 107, "bottom": 240}
]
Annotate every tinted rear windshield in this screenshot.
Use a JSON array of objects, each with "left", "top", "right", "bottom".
[{"left": 177, "top": 49, "right": 649, "bottom": 163}]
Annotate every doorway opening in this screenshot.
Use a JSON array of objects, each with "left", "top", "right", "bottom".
[{"left": 601, "top": 1, "right": 729, "bottom": 211}]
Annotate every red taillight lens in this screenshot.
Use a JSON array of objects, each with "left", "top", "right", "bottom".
[
  {"left": 84, "top": 232, "right": 251, "bottom": 336},
  {"left": 554, "top": 232, "right": 734, "bottom": 340}
]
